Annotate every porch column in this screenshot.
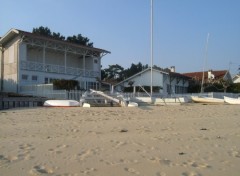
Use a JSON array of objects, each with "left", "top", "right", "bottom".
[
  {"left": 0, "top": 47, "right": 3, "bottom": 91},
  {"left": 83, "top": 54, "right": 86, "bottom": 90},
  {"left": 43, "top": 44, "right": 46, "bottom": 67},
  {"left": 64, "top": 49, "right": 67, "bottom": 74},
  {"left": 98, "top": 57, "right": 102, "bottom": 80},
  {"left": 111, "top": 85, "right": 114, "bottom": 94},
  {"left": 133, "top": 86, "right": 136, "bottom": 94}
]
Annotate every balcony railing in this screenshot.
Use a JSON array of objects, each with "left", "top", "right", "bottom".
[{"left": 20, "top": 60, "right": 100, "bottom": 78}]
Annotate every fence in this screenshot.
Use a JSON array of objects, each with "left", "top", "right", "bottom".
[
  {"left": 19, "top": 83, "right": 240, "bottom": 101},
  {"left": 174, "top": 92, "right": 240, "bottom": 99},
  {"left": 44, "top": 90, "right": 83, "bottom": 100}
]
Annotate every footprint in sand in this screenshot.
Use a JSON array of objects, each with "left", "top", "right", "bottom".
[
  {"left": 48, "top": 144, "right": 69, "bottom": 155},
  {"left": 80, "top": 167, "right": 97, "bottom": 174},
  {"left": 29, "top": 165, "right": 54, "bottom": 175},
  {"left": 181, "top": 160, "right": 211, "bottom": 169},
  {"left": 17, "top": 144, "right": 35, "bottom": 160},
  {"left": 228, "top": 150, "right": 240, "bottom": 158},
  {"left": 124, "top": 167, "right": 140, "bottom": 175},
  {"left": 181, "top": 171, "right": 202, "bottom": 176},
  {"left": 155, "top": 172, "right": 167, "bottom": 176},
  {"left": 110, "top": 140, "right": 128, "bottom": 148},
  {"left": 0, "top": 154, "right": 10, "bottom": 166},
  {"left": 76, "top": 148, "right": 102, "bottom": 161},
  {"left": 148, "top": 157, "right": 173, "bottom": 166},
  {"left": 55, "top": 173, "right": 78, "bottom": 176},
  {"left": 103, "top": 158, "right": 139, "bottom": 166},
  {"left": 19, "top": 143, "right": 35, "bottom": 151}
]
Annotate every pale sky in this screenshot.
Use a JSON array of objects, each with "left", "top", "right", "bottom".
[{"left": 1, "top": 0, "right": 240, "bottom": 74}]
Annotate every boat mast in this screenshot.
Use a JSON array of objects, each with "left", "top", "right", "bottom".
[
  {"left": 201, "top": 33, "right": 210, "bottom": 93},
  {"left": 150, "top": 0, "right": 153, "bottom": 97}
]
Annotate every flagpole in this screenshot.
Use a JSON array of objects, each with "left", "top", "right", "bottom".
[
  {"left": 150, "top": 0, "right": 153, "bottom": 97},
  {"left": 201, "top": 33, "right": 210, "bottom": 93}
]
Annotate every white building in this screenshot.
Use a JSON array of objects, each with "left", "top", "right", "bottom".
[
  {"left": 233, "top": 74, "right": 240, "bottom": 83},
  {"left": 0, "top": 29, "right": 110, "bottom": 93},
  {"left": 114, "top": 67, "right": 189, "bottom": 96}
]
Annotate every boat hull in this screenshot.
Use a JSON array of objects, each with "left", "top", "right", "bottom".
[
  {"left": 128, "top": 102, "right": 138, "bottom": 107},
  {"left": 191, "top": 96, "right": 224, "bottom": 104},
  {"left": 224, "top": 96, "right": 240, "bottom": 105},
  {"left": 44, "top": 100, "right": 80, "bottom": 107}
]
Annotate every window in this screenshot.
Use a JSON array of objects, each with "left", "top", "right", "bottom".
[
  {"left": 49, "top": 78, "right": 55, "bottom": 83},
  {"left": 94, "top": 59, "right": 98, "bottom": 64},
  {"left": 32, "top": 75, "right": 38, "bottom": 81},
  {"left": 87, "top": 81, "right": 98, "bottom": 90},
  {"left": 45, "top": 77, "right": 48, "bottom": 84},
  {"left": 22, "top": 74, "right": 28, "bottom": 80}
]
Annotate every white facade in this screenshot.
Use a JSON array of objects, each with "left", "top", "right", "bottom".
[
  {"left": 114, "top": 68, "right": 189, "bottom": 96},
  {"left": 233, "top": 74, "right": 240, "bottom": 83},
  {"left": 0, "top": 29, "right": 110, "bottom": 93}
]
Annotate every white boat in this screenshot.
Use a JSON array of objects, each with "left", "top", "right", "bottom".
[
  {"left": 44, "top": 100, "right": 80, "bottom": 107},
  {"left": 224, "top": 96, "right": 240, "bottom": 105},
  {"left": 191, "top": 96, "right": 224, "bottom": 104},
  {"left": 82, "top": 103, "right": 91, "bottom": 108},
  {"left": 128, "top": 102, "right": 138, "bottom": 107}
]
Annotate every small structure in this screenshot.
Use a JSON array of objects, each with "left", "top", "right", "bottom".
[
  {"left": 0, "top": 28, "right": 110, "bottom": 94},
  {"left": 233, "top": 74, "right": 240, "bottom": 83},
  {"left": 114, "top": 67, "right": 189, "bottom": 96}
]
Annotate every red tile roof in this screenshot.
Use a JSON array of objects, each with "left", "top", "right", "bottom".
[{"left": 182, "top": 70, "right": 228, "bottom": 81}]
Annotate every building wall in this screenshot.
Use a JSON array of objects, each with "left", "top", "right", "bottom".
[
  {"left": 0, "top": 46, "right": 2, "bottom": 90},
  {"left": 233, "top": 76, "right": 240, "bottom": 83},
  {"left": 164, "top": 76, "right": 189, "bottom": 94},
  {"left": 115, "top": 70, "right": 167, "bottom": 94},
  {"left": 2, "top": 37, "right": 21, "bottom": 92},
  {"left": 121, "top": 71, "right": 163, "bottom": 87},
  {"left": 19, "top": 43, "right": 27, "bottom": 61},
  {"left": 115, "top": 70, "right": 189, "bottom": 95},
  {"left": 66, "top": 52, "right": 81, "bottom": 68},
  {"left": 27, "top": 45, "right": 44, "bottom": 63}
]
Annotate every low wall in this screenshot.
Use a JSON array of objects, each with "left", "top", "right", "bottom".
[{"left": 0, "top": 97, "right": 47, "bottom": 110}]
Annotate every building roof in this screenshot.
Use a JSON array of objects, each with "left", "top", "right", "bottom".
[
  {"left": 182, "top": 70, "right": 228, "bottom": 81},
  {"left": 0, "top": 28, "right": 111, "bottom": 54},
  {"left": 114, "top": 67, "right": 169, "bottom": 86}
]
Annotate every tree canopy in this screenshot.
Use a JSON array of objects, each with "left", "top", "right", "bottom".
[
  {"left": 101, "top": 62, "right": 148, "bottom": 82},
  {"left": 32, "top": 26, "right": 93, "bottom": 47},
  {"left": 103, "top": 64, "right": 124, "bottom": 81}
]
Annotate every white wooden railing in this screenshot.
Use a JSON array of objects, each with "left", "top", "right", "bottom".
[{"left": 20, "top": 60, "right": 100, "bottom": 77}]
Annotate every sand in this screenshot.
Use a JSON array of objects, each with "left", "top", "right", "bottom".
[{"left": 0, "top": 104, "right": 240, "bottom": 176}]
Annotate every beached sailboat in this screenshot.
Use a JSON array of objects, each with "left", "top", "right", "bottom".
[
  {"left": 191, "top": 33, "right": 225, "bottom": 104},
  {"left": 44, "top": 100, "right": 80, "bottom": 107},
  {"left": 191, "top": 96, "right": 224, "bottom": 104},
  {"left": 224, "top": 96, "right": 240, "bottom": 105}
]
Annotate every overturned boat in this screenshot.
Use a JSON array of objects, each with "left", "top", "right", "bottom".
[{"left": 44, "top": 100, "right": 80, "bottom": 107}]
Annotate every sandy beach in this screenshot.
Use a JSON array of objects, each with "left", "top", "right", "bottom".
[{"left": 0, "top": 104, "right": 240, "bottom": 176}]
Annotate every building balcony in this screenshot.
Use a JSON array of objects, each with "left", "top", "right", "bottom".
[{"left": 20, "top": 60, "right": 100, "bottom": 78}]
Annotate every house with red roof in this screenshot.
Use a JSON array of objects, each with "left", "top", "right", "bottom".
[{"left": 182, "top": 70, "right": 232, "bottom": 84}]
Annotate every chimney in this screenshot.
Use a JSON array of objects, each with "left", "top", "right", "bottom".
[
  {"left": 170, "top": 66, "right": 175, "bottom": 72},
  {"left": 208, "top": 70, "right": 214, "bottom": 79}
]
